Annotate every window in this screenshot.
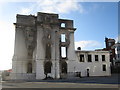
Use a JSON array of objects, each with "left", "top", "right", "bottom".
[
  {"left": 80, "top": 54, "right": 84, "bottom": 62},
  {"left": 61, "top": 34, "right": 66, "bottom": 42},
  {"left": 47, "top": 34, "right": 51, "bottom": 39},
  {"left": 45, "top": 43, "right": 51, "bottom": 59},
  {"left": 102, "top": 55, "right": 105, "bottom": 61},
  {"left": 95, "top": 55, "right": 98, "bottom": 61},
  {"left": 88, "top": 55, "right": 92, "bottom": 62},
  {"left": 108, "top": 42, "right": 112, "bottom": 46},
  {"left": 28, "top": 52, "right": 32, "bottom": 57},
  {"left": 61, "top": 23, "right": 66, "bottom": 27},
  {"left": 118, "top": 54, "right": 120, "bottom": 58},
  {"left": 61, "top": 47, "right": 67, "bottom": 58},
  {"left": 102, "top": 64, "right": 106, "bottom": 71},
  {"left": 77, "top": 47, "right": 81, "bottom": 50},
  {"left": 110, "top": 50, "right": 112, "bottom": 55},
  {"left": 117, "top": 47, "right": 120, "bottom": 51},
  {"left": 29, "top": 34, "right": 33, "bottom": 37},
  {"left": 28, "top": 45, "right": 32, "bottom": 49},
  {"left": 45, "top": 16, "right": 50, "bottom": 22}
]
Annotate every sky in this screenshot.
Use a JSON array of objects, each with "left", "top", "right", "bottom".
[{"left": 0, "top": 0, "right": 119, "bottom": 70}]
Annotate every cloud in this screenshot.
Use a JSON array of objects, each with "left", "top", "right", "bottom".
[
  {"left": 75, "top": 40, "right": 102, "bottom": 50},
  {"left": 19, "top": 8, "right": 31, "bottom": 15},
  {"left": 0, "top": 21, "right": 15, "bottom": 70},
  {"left": 38, "top": 0, "right": 85, "bottom": 14},
  {"left": 0, "top": 0, "right": 119, "bottom": 2},
  {"left": 19, "top": 0, "right": 85, "bottom": 15}
]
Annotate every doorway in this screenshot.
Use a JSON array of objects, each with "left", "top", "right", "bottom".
[
  {"left": 60, "top": 61, "right": 67, "bottom": 78},
  {"left": 44, "top": 61, "right": 52, "bottom": 78}
]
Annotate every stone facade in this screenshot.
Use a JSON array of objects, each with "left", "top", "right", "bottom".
[{"left": 11, "top": 12, "right": 111, "bottom": 80}]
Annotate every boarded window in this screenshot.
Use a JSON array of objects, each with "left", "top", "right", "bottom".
[
  {"left": 95, "top": 55, "right": 98, "bottom": 61},
  {"left": 102, "top": 64, "right": 106, "bottom": 71},
  {"left": 102, "top": 55, "right": 105, "bottom": 61},
  {"left": 88, "top": 55, "right": 92, "bottom": 62},
  {"left": 80, "top": 54, "right": 84, "bottom": 62}
]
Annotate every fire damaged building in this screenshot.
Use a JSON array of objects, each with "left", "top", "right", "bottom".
[
  {"left": 103, "top": 37, "right": 116, "bottom": 65},
  {"left": 11, "top": 12, "right": 111, "bottom": 80}
]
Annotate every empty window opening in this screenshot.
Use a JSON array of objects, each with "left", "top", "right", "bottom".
[
  {"left": 95, "top": 55, "right": 98, "bottom": 61},
  {"left": 29, "top": 34, "right": 33, "bottom": 37},
  {"left": 102, "top": 64, "right": 106, "bottom": 71},
  {"left": 110, "top": 50, "right": 112, "bottom": 55},
  {"left": 77, "top": 47, "right": 81, "bottom": 50},
  {"left": 61, "top": 34, "right": 66, "bottom": 42},
  {"left": 47, "top": 34, "right": 51, "bottom": 39},
  {"left": 28, "top": 45, "right": 32, "bottom": 49},
  {"left": 61, "top": 23, "right": 66, "bottom": 27},
  {"left": 108, "top": 42, "right": 112, "bottom": 46},
  {"left": 88, "top": 55, "right": 92, "bottom": 62},
  {"left": 118, "top": 54, "right": 120, "bottom": 58},
  {"left": 45, "top": 16, "right": 50, "bottom": 22},
  {"left": 80, "top": 54, "right": 84, "bottom": 62},
  {"left": 61, "top": 47, "right": 67, "bottom": 58},
  {"left": 45, "top": 43, "right": 51, "bottom": 59},
  {"left": 102, "top": 55, "right": 105, "bottom": 61},
  {"left": 27, "top": 62, "right": 32, "bottom": 73},
  {"left": 28, "top": 52, "right": 32, "bottom": 57}
]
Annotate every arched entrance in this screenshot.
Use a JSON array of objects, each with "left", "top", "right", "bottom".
[
  {"left": 44, "top": 61, "right": 52, "bottom": 78},
  {"left": 27, "top": 62, "right": 32, "bottom": 73},
  {"left": 61, "top": 61, "right": 67, "bottom": 73},
  {"left": 60, "top": 61, "right": 67, "bottom": 78}
]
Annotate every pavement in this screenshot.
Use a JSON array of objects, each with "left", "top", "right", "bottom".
[{"left": 1, "top": 74, "right": 120, "bottom": 88}]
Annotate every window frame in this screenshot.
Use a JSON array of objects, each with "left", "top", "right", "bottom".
[
  {"left": 102, "top": 64, "right": 106, "bottom": 71},
  {"left": 102, "top": 55, "right": 105, "bottom": 61},
  {"left": 61, "top": 23, "right": 66, "bottom": 27},
  {"left": 88, "top": 54, "right": 92, "bottom": 62},
  {"left": 80, "top": 54, "right": 84, "bottom": 62},
  {"left": 61, "top": 34, "right": 66, "bottom": 42},
  {"left": 95, "top": 55, "right": 99, "bottom": 61}
]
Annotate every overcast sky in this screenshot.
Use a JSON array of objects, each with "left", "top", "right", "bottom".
[{"left": 0, "top": 0, "right": 119, "bottom": 70}]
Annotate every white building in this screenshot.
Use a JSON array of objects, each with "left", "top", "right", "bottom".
[
  {"left": 11, "top": 12, "right": 111, "bottom": 80},
  {"left": 75, "top": 50, "right": 111, "bottom": 76}
]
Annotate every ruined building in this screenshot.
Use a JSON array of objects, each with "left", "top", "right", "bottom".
[
  {"left": 103, "top": 37, "right": 116, "bottom": 65},
  {"left": 11, "top": 12, "right": 111, "bottom": 80}
]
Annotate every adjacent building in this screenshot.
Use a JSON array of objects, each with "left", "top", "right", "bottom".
[
  {"left": 103, "top": 37, "right": 116, "bottom": 65},
  {"left": 111, "top": 42, "right": 120, "bottom": 71},
  {"left": 11, "top": 12, "right": 111, "bottom": 80}
]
